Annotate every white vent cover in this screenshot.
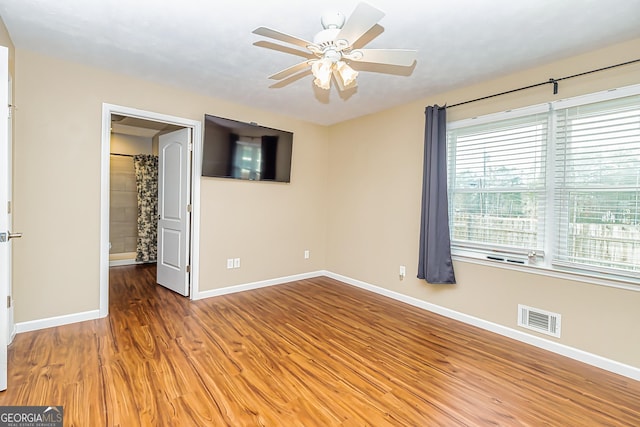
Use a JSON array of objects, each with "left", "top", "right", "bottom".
[{"left": 518, "top": 304, "right": 561, "bottom": 338}]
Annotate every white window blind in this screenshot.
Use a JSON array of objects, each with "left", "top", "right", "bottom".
[
  {"left": 553, "top": 94, "right": 640, "bottom": 275},
  {"left": 447, "top": 85, "right": 640, "bottom": 283},
  {"left": 448, "top": 113, "right": 548, "bottom": 256}
]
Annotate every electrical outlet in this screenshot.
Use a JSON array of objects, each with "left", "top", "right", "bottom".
[
  {"left": 304, "top": 250, "right": 310, "bottom": 259},
  {"left": 233, "top": 258, "right": 240, "bottom": 268},
  {"left": 226, "top": 259, "right": 234, "bottom": 269}
]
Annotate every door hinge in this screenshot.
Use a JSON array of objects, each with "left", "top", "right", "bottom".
[
  {"left": 7, "top": 295, "right": 11, "bottom": 308},
  {"left": 7, "top": 201, "right": 10, "bottom": 214},
  {"left": 188, "top": 142, "right": 193, "bottom": 152},
  {"left": 186, "top": 265, "right": 191, "bottom": 273},
  {"left": 7, "top": 104, "right": 12, "bottom": 120},
  {"left": 186, "top": 204, "right": 192, "bottom": 213}
]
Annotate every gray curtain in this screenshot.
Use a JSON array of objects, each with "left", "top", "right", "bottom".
[
  {"left": 417, "top": 106, "right": 456, "bottom": 284},
  {"left": 133, "top": 154, "right": 158, "bottom": 262}
]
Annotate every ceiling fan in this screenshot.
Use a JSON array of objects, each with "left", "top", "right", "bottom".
[{"left": 252, "top": 2, "right": 417, "bottom": 91}]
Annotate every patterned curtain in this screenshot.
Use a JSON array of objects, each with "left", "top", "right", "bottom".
[{"left": 133, "top": 154, "right": 158, "bottom": 262}]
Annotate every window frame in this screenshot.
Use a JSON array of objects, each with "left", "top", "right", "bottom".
[{"left": 447, "top": 84, "right": 640, "bottom": 290}]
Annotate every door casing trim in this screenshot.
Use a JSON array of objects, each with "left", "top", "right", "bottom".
[{"left": 100, "top": 103, "right": 202, "bottom": 317}]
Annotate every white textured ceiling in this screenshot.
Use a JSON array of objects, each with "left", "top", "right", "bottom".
[{"left": 1, "top": 0, "right": 639, "bottom": 125}]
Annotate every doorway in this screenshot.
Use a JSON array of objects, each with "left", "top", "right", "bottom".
[
  {"left": 109, "top": 115, "right": 177, "bottom": 267},
  {"left": 100, "top": 104, "right": 202, "bottom": 317}
]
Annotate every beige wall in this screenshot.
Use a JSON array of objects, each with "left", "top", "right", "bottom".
[
  {"left": 326, "top": 38, "right": 640, "bottom": 368},
  {"left": 110, "top": 133, "right": 153, "bottom": 156},
  {"left": 13, "top": 49, "right": 329, "bottom": 321},
  {"left": 109, "top": 155, "right": 137, "bottom": 256},
  {"left": 11, "top": 35, "right": 640, "bottom": 369},
  {"left": 198, "top": 120, "right": 329, "bottom": 288}
]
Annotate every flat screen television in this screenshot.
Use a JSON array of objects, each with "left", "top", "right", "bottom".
[{"left": 202, "top": 114, "right": 293, "bottom": 183}]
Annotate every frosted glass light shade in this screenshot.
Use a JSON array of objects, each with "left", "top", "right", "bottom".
[
  {"left": 336, "top": 61, "right": 358, "bottom": 86},
  {"left": 311, "top": 60, "right": 333, "bottom": 90}
]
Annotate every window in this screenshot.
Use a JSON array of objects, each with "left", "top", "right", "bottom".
[
  {"left": 448, "top": 112, "right": 548, "bottom": 258},
  {"left": 447, "top": 85, "right": 640, "bottom": 283}
]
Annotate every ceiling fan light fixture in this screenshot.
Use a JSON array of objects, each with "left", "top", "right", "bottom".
[
  {"left": 254, "top": 2, "right": 417, "bottom": 93},
  {"left": 336, "top": 61, "right": 358, "bottom": 87},
  {"left": 311, "top": 60, "right": 333, "bottom": 89}
]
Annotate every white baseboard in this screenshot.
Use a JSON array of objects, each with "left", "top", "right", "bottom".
[
  {"left": 15, "top": 310, "right": 101, "bottom": 334},
  {"left": 108, "top": 252, "right": 138, "bottom": 267},
  {"left": 109, "top": 259, "right": 142, "bottom": 267},
  {"left": 193, "top": 271, "right": 325, "bottom": 300},
  {"left": 325, "top": 271, "right": 640, "bottom": 382}
]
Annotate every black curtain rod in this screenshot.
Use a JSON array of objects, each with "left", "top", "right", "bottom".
[
  {"left": 110, "top": 153, "right": 134, "bottom": 157},
  {"left": 446, "top": 58, "right": 640, "bottom": 109}
]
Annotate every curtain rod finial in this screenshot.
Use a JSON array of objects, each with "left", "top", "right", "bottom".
[{"left": 549, "top": 78, "right": 559, "bottom": 95}]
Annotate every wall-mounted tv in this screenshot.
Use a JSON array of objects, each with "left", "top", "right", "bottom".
[{"left": 202, "top": 114, "right": 293, "bottom": 183}]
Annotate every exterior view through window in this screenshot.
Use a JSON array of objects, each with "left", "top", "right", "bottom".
[{"left": 447, "top": 87, "right": 640, "bottom": 282}]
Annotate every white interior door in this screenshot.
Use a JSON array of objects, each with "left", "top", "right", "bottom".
[
  {"left": 157, "top": 128, "right": 191, "bottom": 296},
  {"left": 0, "top": 45, "right": 11, "bottom": 391}
]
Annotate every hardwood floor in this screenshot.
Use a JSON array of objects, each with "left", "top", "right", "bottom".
[{"left": 0, "top": 264, "right": 638, "bottom": 426}]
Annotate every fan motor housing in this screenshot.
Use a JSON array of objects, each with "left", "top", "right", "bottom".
[
  {"left": 313, "top": 28, "right": 341, "bottom": 46},
  {"left": 320, "top": 11, "right": 345, "bottom": 29}
]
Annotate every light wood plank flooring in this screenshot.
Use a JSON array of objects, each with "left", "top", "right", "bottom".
[{"left": 0, "top": 264, "right": 638, "bottom": 426}]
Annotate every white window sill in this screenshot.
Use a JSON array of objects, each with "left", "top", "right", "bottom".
[{"left": 452, "top": 252, "right": 640, "bottom": 292}]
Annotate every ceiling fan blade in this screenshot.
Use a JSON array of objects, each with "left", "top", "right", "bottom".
[
  {"left": 351, "top": 24, "right": 384, "bottom": 49},
  {"left": 348, "top": 49, "right": 417, "bottom": 67},
  {"left": 253, "top": 41, "right": 315, "bottom": 60},
  {"left": 336, "top": 3, "right": 385, "bottom": 47},
  {"left": 269, "top": 61, "right": 313, "bottom": 80},
  {"left": 253, "top": 27, "right": 317, "bottom": 51},
  {"left": 269, "top": 69, "right": 313, "bottom": 89}
]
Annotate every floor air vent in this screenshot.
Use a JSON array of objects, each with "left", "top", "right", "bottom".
[{"left": 518, "top": 304, "right": 561, "bottom": 338}]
